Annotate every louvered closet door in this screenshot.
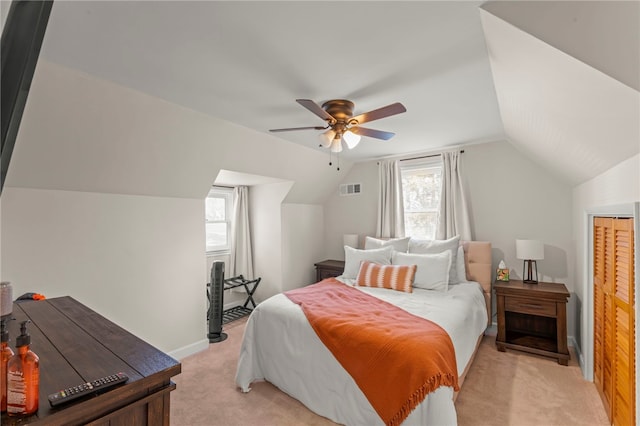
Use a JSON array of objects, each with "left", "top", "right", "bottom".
[
  {"left": 612, "top": 218, "right": 635, "bottom": 426},
  {"left": 593, "top": 217, "right": 636, "bottom": 426},
  {"left": 594, "top": 217, "right": 614, "bottom": 416}
]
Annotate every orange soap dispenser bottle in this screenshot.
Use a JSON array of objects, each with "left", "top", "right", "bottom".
[
  {"left": 7, "top": 320, "right": 39, "bottom": 417},
  {"left": 1, "top": 319, "right": 14, "bottom": 413}
]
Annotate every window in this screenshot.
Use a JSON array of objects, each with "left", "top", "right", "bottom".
[
  {"left": 400, "top": 159, "right": 442, "bottom": 240},
  {"left": 205, "top": 187, "right": 233, "bottom": 253}
]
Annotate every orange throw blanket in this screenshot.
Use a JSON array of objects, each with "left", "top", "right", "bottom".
[{"left": 284, "top": 278, "right": 459, "bottom": 426}]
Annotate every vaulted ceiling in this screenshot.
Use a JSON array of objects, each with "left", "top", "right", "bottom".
[
  {"left": 480, "top": 1, "right": 639, "bottom": 185},
  {"left": 4, "top": 1, "right": 638, "bottom": 188}
]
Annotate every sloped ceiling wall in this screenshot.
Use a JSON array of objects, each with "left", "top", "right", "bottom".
[
  {"left": 482, "top": 1, "right": 639, "bottom": 91},
  {"left": 6, "top": 60, "right": 349, "bottom": 203},
  {"left": 480, "top": 1, "right": 639, "bottom": 186}
]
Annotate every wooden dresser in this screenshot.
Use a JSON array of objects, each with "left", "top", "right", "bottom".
[
  {"left": 314, "top": 260, "right": 345, "bottom": 282},
  {"left": 495, "top": 280, "right": 570, "bottom": 365},
  {"left": 1, "top": 296, "right": 181, "bottom": 425}
]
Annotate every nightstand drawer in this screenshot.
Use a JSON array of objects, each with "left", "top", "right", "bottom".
[{"left": 505, "top": 297, "right": 556, "bottom": 317}]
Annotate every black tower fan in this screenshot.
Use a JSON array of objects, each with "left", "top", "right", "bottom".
[{"left": 207, "top": 261, "right": 227, "bottom": 343}]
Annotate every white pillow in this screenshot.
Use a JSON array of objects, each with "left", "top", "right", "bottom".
[
  {"left": 343, "top": 245, "right": 394, "bottom": 279},
  {"left": 408, "top": 236, "right": 461, "bottom": 284},
  {"left": 363, "top": 236, "right": 411, "bottom": 253},
  {"left": 392, "top": 251, "right": 451, "bottom": 291},
  {"left": 456, "top": 245, "right": 467, "bottom": 283}
]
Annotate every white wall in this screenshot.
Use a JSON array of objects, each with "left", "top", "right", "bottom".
[
  {"left": 324, "top": 140, "right": 575, "bottom": 329},
  {"left": 464, "top": 141, "right": 574, "bottom": 280},
  {"left": 465, "top": 141, "right": 574, "bottom": 327},
  {"left": 281, "top": 204, "right": 324, "bottom": 290},
  {"left": 1, "top": 187, "right": 208, "bottom": 357},
  {"left": 249, "top": 182, "right": 292, "bottom": 302},
  {"left": 324, "top": 161, "right": 379, "bottom": 258},
  {"left": 1, "top": 61, "right": 351, "bottom": 358},
  {"left": 572, "top": 154, "right": 640, "bottom": 375}
]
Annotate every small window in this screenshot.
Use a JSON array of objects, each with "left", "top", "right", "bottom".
[
  {"left": 205, "top": 187, "right": 233, "bottom": 253},
  {"left": 400, "top": 159, "right": 442, "bottom": 240}
]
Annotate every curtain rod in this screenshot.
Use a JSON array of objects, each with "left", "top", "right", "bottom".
[
  {"left": 399, "top": 150, "right": 464, "bottom": 162},
  {"left": 212, "top": 184, "right": 234, "bottom": 189}
]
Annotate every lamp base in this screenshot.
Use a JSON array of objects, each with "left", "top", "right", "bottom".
[{"left": 522, "top": 260, "right": 539, "bottom": 284}]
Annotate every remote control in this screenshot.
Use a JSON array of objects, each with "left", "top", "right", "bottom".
[{"left": 48, "top": 372, "right": 129, "bottom": 407}]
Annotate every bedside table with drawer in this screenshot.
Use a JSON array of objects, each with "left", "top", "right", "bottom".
[
  {"left": 495, "top": 280, "right": 570, "bottom": 365},
  {"left": 314, "top": 259, "right": 345, "bottom": 282}
]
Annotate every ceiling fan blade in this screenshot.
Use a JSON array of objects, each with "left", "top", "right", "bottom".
[
  {"left": 269, "top": 126, "right": 327, "bottom": 132},
  {"left": 296, "top": 99, "right": 335, "bottom": 122},
  {"left": 351, "top": 126, "right": 395, "bottom": 140},
  {"left": 350, "top": 102, "right": 406, "bottom": 125}
]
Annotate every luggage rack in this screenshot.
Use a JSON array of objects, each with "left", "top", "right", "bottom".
[
  {"left": 223, "top": 306, "right": 253, "bottom": 324},
  {"left": 207, "top": 275, "right": 261, "bottom": 325}
]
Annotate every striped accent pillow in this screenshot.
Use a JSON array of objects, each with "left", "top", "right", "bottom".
[{"left": 355, "top": 261, "right": 417, "bottom": 293}]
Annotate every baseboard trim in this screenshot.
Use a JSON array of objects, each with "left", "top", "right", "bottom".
[
  {"left": 568, "top": 335, "right": 586, "bottom": 376},
  {"left": 168, "top": 339, "right": 209, "bottom": 360},
  {"left": 170, "top": 302, "right": 241, "bottom": 360},
  {"left": 484, "top": 323, "right": 497, "bottom": 336}
]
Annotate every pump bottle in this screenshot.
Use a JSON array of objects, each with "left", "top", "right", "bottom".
[
  {"left": 6, "top": 320, "right": 39, "bottom": 417},
  {"left": 1, "top": 319, "right": 14, "bottom": 413}
]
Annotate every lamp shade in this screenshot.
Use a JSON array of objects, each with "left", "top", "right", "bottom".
[
  {"left": 330, "top": 138, "right": 343, "bottom": 153},
  {"left": 319, "top": 129, "right": 336, "bottom": 148},
  {"left": 343, "top": 234, "right": 359, "bottom": 249},
  {"left": 516, "top": 240, "right": 544, "bottom": 260},
  {"left": 342, "top": 130, "right": 361, "bottom": 149}
]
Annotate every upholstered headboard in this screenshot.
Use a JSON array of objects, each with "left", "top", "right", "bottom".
[{"left": 461, "top": 241, "right": 492, "bottom": 326}]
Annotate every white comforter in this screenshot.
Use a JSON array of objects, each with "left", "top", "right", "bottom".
[{"left": 235, "top": 278, "right": 488, "bottom": 426}]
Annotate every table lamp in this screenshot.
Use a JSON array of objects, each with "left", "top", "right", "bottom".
[{"left": 516, "top": 239, "right": 544, "bottom": 284}]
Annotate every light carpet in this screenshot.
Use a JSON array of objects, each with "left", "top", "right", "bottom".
[{"left": 170, "top": 317, "right": 609, "bottom": 426}]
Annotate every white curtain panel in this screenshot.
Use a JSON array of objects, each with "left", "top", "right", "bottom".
[
  {"left": 230, "top": 186, "right": 254, "bottom": 279},
  {"left": 376, "top": 159, "right": 405, "bottom": 238},
  {"left": 437, "top": 151, "right": 472, "bottom": 241}
]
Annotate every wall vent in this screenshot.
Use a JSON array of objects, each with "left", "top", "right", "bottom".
[{"left": 339, "top": 183, "right": 361, "bottom": 196}]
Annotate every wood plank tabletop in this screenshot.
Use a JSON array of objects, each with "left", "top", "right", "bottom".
[{"left": 1, "top": 296, "right": 181, "bottom": 425}]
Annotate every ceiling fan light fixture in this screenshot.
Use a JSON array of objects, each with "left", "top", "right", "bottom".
[
  {"left": 330, "top": 138, "right": 343, "bottom": 153},
  {"left": 342, "top": 130, "right": 361, "bottom": 149},
  {"left": 319, "top": 129, "right": 336, "bottom": 148},
  {"left": 270, "top": 99, "right": 406, "bottom": 161}
]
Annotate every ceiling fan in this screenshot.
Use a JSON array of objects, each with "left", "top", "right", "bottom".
[{"left": 270, "top": 99, "right": 407, "bottom": 153}]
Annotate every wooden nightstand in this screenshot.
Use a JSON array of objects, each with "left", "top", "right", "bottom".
[
  {"left": 495, "top": 280, "right": 570, "bottom": 365},
  {"left": 314, "top": 259, "right": 345, "bottom": 282}
]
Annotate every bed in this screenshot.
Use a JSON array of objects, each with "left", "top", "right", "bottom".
[{"left": 235, "top": 240, "right": 492, "bottom": 426}]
